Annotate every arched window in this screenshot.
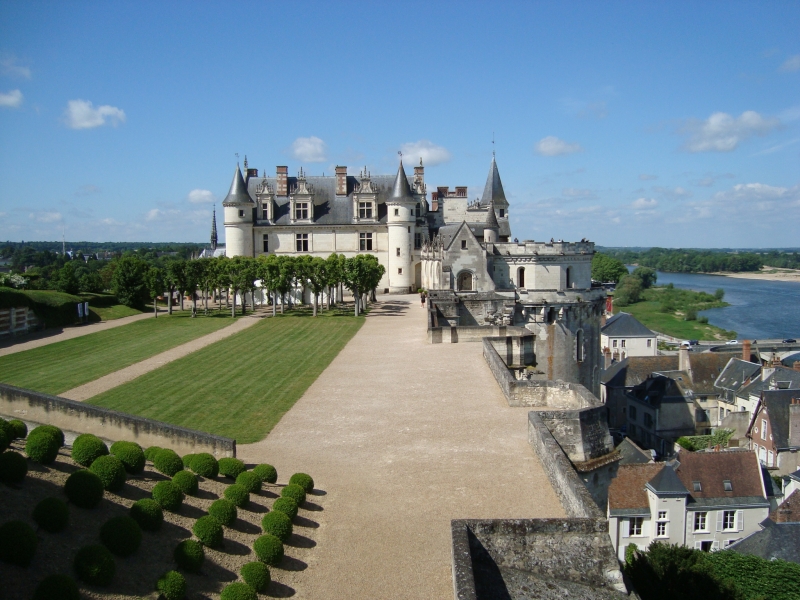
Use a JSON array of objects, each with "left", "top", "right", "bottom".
[
  {"left": 457, "top": 271, "right": 473, "bottom": 291},
  {"left": 517, "top": 267, "right": 525, "bottom": 288},
  {"left": 576, "top": 329, "right": 584, "bottom": 362},
  {"left": 565, "top": 267, "right": 572, "bottom": 289}
]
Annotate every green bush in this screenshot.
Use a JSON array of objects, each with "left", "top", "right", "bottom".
[
  {"left": 153, "top": 448, "right": 184, "bottom": 477},
  {"left": 33, "top": 574, "right": 80, "bottom": 600},
  {"left": 130, "top": 498, "right": 164, "bottom": 531},
  {"left": 152, "top": 480, "right": 184, "bottom": 512},
  {"left": 0, "top": 450, "right": 28, "bottom": 483},
  {"left": 110, "top": 441, "right": 145, "bottom": 474},
  {"left": 223, "top": 483, "right": 250, "bottom": 508},
  {"left": 193, "top": 515, "right": 224, "bottom": 548},
  {"left": 208, "top": 499, "right": 237, "bottom": 526},
  {"left": 218, "top": 457, "right": 246, "bottom": 479},
  {"left": 281, "top": 483, "right": 306, "bottom": 506},
  {"left": 33, "top": 497, "right": 69, "bottom": 532},
  {"left": 698, "top": 316, "right": 709, "bottom": 324},
  {"left": 236, "top": 471, "right": 262, "bottom": 494},
  {"left": 34, "top": 424, "right": 65, "bottom": 445},
  {"left": 271, "top": 497, "right": 299, "bottom": 520},
  {"left": 64, "top": 469, "right": 104, "bottom": 508},
  {"left": 0, "top": 428, "right": 9, "bottom": 453},
  {"left": 8, "top": 419, "right": 27, "bottom": 440},
  {"left": 253, "top": 534, "right": 284, "bottom": 566},
  {"left": 189, "top": 452, "right": 219, "bottom": 478},
  {"left": 182, "top": 453, "right": 196, "bottom": 469},
  {"left": 703, "top": 550, "right": 800, "bottom": 600},
  {"left": 261, "top": 510, "right": 292, "bottom": 542},
  {"left": 25, "top": 427, "right": 62, "bottom": 464},
  {"left": 220, "top": 582, "right": 258, "bottom": 600},
  {"left": 156, "top": 570, "right": 187, "bottom": 600},
  {"left": 172, "top": 470, "right": 199, "bottom": 496},
  {"left": 89, "top": 454, "right": 127, "bottom": 491},
  {"left": 684, "top": 308, "right": 698, "bottom": 321},
  {"left": 252, "top": 463, "right": 277, "bottom": 484},
  {"left": 144, "top": 445, "right": 163, "bottom": 461},
  {"left": 100, "top": 516, "right": 142, "bottom": 557},
  {"left": 241, "top": 561, "right": 271, "bottom": 592},
  {"left": 71, "top": 433, "right": 109, "bottom": 467},
  {"left": 74, "top": 544, "right": 115, "bottom": 586},
  {"left": 289, "top": 472, "right": 314, "bottom": 492},
  {"left": 173, "top": 539, "right": 204, "bottom": 573},
  {"left": 0, "top": 520, "right": 38, "bottom": 567}
]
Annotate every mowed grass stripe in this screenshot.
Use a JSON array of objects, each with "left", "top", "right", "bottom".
[
  {"left": 88, "top": 314, "right": 364, "bottom": 443},
  {"left": 0, "top": 314, "right": 233, "bottom": 394}
]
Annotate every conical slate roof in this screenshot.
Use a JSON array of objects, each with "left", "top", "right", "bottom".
[
  {"left": 222, "top": 164, "right": 254, "bottom": 206},
  {"left": 389, "top": 160, "right": 414, "bottom": 202},
  {"left": 485, "top": 200, "right": 499, "bottom": 230},
  {"left": 210, "top": 206, "right": 218, "bottom": 250},
  {"left": 481, "top": 156, "right": 507, "bottom": 207}
]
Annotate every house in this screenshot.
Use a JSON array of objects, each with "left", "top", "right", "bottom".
[
  {"left": 601, "top": 355, "right": 678, "bottom": 430},
  {"left": 732, "top": 365, "right": 800, "bottom": 415},
  {"left": 714, "top": 357, "right": 761, "bottom": 407},
  {"left": 607, "top": 450, "right": 770, "bottom": 560},
  {"left": 727, "top": 489, "right": 800, "bottom": 564},
  {"left": 601, "top": 312, "right": 657, "bottom": 360},
  {"left": 746, "top": 390, "right": 800, "bottom": 474}
]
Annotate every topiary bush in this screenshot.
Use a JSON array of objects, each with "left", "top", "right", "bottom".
[
  {"left": 220, "top": 582, "right": 257, "bottom": 600},
  {"left": 0, "top": 428, "right": 9, "bottom": 453},
  {"left": 144, "top": 445, "right": 163, "bottom": 461},
  {"left": 64, "top": 469, "right": 104, "bottom": 509},
  {"left": 271, "top": 497, "right": 299, "bottom": 520},
  {"left": 0, "top": 520, "right": 38, "bottom": 567},
  {"left": 152, "top": 480, "right": 184, "bottom": 512},
  {"left": 193, "top": 515, "right": 224, "bottom": 548},
  {"left": 156, "top": 570, "right": 187, "bottom": 600},
  {"left": 172, "top": 470, "right": 199, "bottom": 496},
  {"left": 252, "top": 463, "right": 277, "bottom": 484},
  {"left": 261, "top": 511, "right": 292, "bottom": 542},
  {"left": 71, "top": 433, "right": 109, "bottom": 467},
  {"left": 36, "top": 424, "right": 65, "bottom": 445},
  {"left": 153, "top": 448, "right": 184, "bottom": 477},
  {"left": 253, "top": 534, "right": 284, "bottom": 566},
  {"left": 8, "top": 419, "right": 27, "bottom": 440},
  {"left": 224, "top": 483, "right": 250, "bottom": 508},
  {"left": 74, "top": 544, "right": 115, "bottom": 586},
  {"left": 281, "top": 483, "right": 306, "bottom": 506},
  {"left": 218, "top": 457, "right": 246, "bottom": 479},
  {"left": 236, "top": 471, "right": 262, "bottom": 494},
  {"left": 100, "top": 516, "right": 142, "bottom": 557},
  {"left": 240, "top": 561, "right": 271, "bottom": 592},
  {"left": 189, "top": 452, "right": 219, "bottom": 478},
  {"left": 173, "top": 539, "right": 204, "bottom": 573},
  {"left": 182, "top": 453, "right": 196, "bottom": 469},
  {"left": 208, "top": 498, "right": 237, "bottom": 526},
  {"left": 33, "top": 574, "right": 80, "bottom": 600},
  {"left": 25, "top": 427, "right": 62, "bottom": 464},
  {"left": 0, "top": 450, "right": 28, "bottom": 484},
  {"left": 130, "top": 498, "right": 164, "bottom": 531},
  {"left": 89, "top": 454, "right": 127, "bottom": 492},
  {"left": 289, "top": 472, "right": 314, "bottom": 493},
  {"left": 33, "top": 497, "right": 69, "bottom": 533},
  {"left": 110, "top": 441, "right": 145, "bottom": 474}
]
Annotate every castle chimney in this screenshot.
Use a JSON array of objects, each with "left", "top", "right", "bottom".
[
  {"left": 679, "top": 346, "right": 690, "bottom": 373},
  {"left": 456, "top": 186, "right": 467, "bottom": 197},
  {"left": 276, "top": 166, "right": 288, "bottom": 196},
  {"left": 603, "top": 347, "right": 612, "bottom": 369},
  {"left": 743, "top": 340, "right": 751, "bottom": 362},
  {"left": 414, "top": 159, "right": 424, "bottom": 188},
  {"left": 335, "top": 166, "right": 347, "bottom": 195},
  {"left": 790, "top": 397, "right": 800, "bottom": 446},
  {"left": 431, "top": 191, "right": 439, "bottom": 212}
]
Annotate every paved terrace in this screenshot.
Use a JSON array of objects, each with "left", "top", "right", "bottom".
[{"left": 239, "top": 295, "right": 565, "bottom": 599}]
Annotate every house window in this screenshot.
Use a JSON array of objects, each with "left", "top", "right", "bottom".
[
  {"left": 656, "top": 521, "right": 667, "bottom": 537},
  {"left": 621, "top": 339, "right": 626, "bottom": 348},
  {"left": 295, "top": 234, "right": 309, "bottom": 252},
  {"left": 694, "top": 512, "right": 708, "bottom": 532},
  {"left": 722, "top": 511, "right": 736, "bottom": 531},
  {"left": 359, "top": 233, "right": 373, "bottom": 251},
  {"left": 394, "top": 208, "right": 399, "bottom": 216},
  {"left": 644, "top": 413, "right": 653, "bottom": 428},
  {"left": 238, "top": 209, "right": 245, "bottom": 217},
  {"left": 461, "top": 240, "right": 467, "bottom": 249},
  {"left": 629, "top": 406, "right": 637, "bottom": 421},
  {"left": 396, "top": 247, "right": 401, "bottom": 257},
  {"left": 767, "top": 451, "right": 774, "bottom": 467},
  {"left": 294, "top": 202, "right": 309, "bottom": 220},
  {"left": 612, "top": 339, "right": 618, "bottom": 348},
  {"left": 647, "top": 339, "right": 652, "bottom": 348},
  {"left": 723, "top": 480, "right": 732, "bottom": 492},
  {"left": 658, "top": 511, "right": 667, "bottom": 520},
  {"left": 414, "top": 233, "right": 422, "bottom": 249},
  {"left": 262, "top": 235, "right": 269, "bottom": 253},
  {"left": 761, "top": 419, "right": 767, "bottom": 440},
  {"left": 358, "top": 202, "right": 373, "bottom": 219},
  {"left": 693, "top": 481, "right": 702, "bottom": 492},
  {"left": 629, "top": 517, "right": 643, "bottom": 536},
  {"left": 499, "top": 209, "right": 505, "bottom": 218}
]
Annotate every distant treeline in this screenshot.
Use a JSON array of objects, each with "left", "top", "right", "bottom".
[{"left": 599, "top": 248, "right": 800, "bottom": 273}]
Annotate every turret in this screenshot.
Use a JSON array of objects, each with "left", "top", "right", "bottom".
[
  {"left": 481, "top": 154, "right": 509, "bottom": 240},
  {"left": 222, "top": 164, "right": 255, "bottom": 257},
  {"left": 386, "top": 159, "right": 416, "bottom": 293},
  {"left": 484, "top": 200, "right": 499, "bottom": 244}
]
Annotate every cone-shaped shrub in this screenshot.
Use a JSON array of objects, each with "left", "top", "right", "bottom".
[
  {"left": 0, "top": 450, "right": 28, "bottom": 484},
  {"left": 64, "top": 469, "right": 104, "bottom": 509},
  {"left": 33, "top": 574, "right": 80, "bottom": 600},
  {"left": 288, "top": 472, "right": 314, "bottom": 493},
  {"left": 33, "top": 497, "right": 69, "bottom": 533},
  {"left": 152, "top": 480, "right": 183, "bottom": 512},
  {"left": 89, "top": 455, "right": 126, "bottom": 492},
  {"left": 271, "top": 497, "right": 299, "bottom": 520},
  {"left": 223, "top": 483, "right": 249, "bottom": 508},
  {"left": 144, "top": 446, "right": 162, "bottom": 461},
  {"left": 71, "top": 434, "right": 108, "bottom": 467},
  {"left": 218, "top": 457, "right": 245, "bottom": 479},
  {"left": 110, "top": 441, "right": 145, "bottom": 474},
  {"left": 208, "top": 499, "right": 237, "bottom": 526},
  {"left": 236, "top": 471, "right": 262, "bottom": 494},
  {"left": 153, "top": 448, "right": 184, "bottom": 477},
  {"left": 0, "top": 520, "right": 37, "bottom": 567},
  {"left": 253, "top": 534, "right": 283, "bottom": 566},
  {"left": 280, "top": 483, "right": 306, "bottom": 506},
  {"left": 173, "top": 539, "right": 204, "bottom": 573},
  {"left": 261, "top": 511, "right": 292, "bottom": 542},
  {"left": 25, "top": 427, "right": 61, "bottom": 464},
  {"left": 8, "top": 419, "right": 27, "bottom": 440},
  {"left": 220, "top": 582, "right": 257, "bottom": 600},
  {"left": 74, "top": 544, "right": 115, "bottom": 586},
  {"left": 252, "top": 463, "right": 277, "bottom": 484},
  {"left": 130, "top": 498, "right": 164, "bottom": 531},
  {"left": 193, "top": 515, "right": 224, "bottom": 548},
  {"left": 156, "top": 570, "right": 187, "bottom": 600},
  {"left": 100, "top": 516, "right": 142, "bottom": 557},
  {"left": 172, "top": 470, "right": 199, "bottom": 496},
  {"left": 189, "top": 452, "right": 219, "bottom": 478},
  {"left": 240, "top": 561, "right": 271, "bottom": 592}
]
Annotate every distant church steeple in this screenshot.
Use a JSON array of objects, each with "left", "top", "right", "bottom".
[{"left": 210, "top": 206, "right": 218, "bottom": 251}]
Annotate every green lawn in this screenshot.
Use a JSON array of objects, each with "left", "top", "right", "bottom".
[
  {"left": 0, "top": 313, "right": 233, "bottom": 394},
  {"left": 89, "top": 304, "right": 143, "bottom": 321},
  {"left": 88, "top": 311, "right": 364, "bottom": 443}
]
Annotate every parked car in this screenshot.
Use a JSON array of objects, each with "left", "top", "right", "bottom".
[
  {"left": 726, "top": 340, "right": 739, "bottom": 345},
  {"left": 689, "top": 340, "right": 699, "bottom": 346},
  {"left": 783, "top": 338, "right": 797, "bottom": 344}
]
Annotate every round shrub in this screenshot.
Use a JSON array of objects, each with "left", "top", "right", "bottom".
[
  {"left": 182, "top": 453, "right": 196, "bottom": 469},
  {"left": 8, "top": 419, "right": 27, "bottom": 440},
  {"left": 281, "top": 483, "right": 306, "bottom": 506},
  {"left": 189, "top": 452, "right": 219, "bottom": 478},
  {"left": 172, "top": 470, "right": 199, "bottom": 496},
  {"left": 89, "top": 455, "right": 126, "bottom": 492},
  {"left": 152, "top": 480, "right": 184, "bottom": 512},
  {"left": 289, "top": 472, "right": 314, "bottom": 493},
  {"left": 154, "top": 448, "right": 184, "bottom": 477},
  {"left": 218, "top": 457, "right": 246, "bottom": 479},
  {"left": 261, "top": 511, "right": 292, "bottom": 542},
  {"left": 253, "top": 534, "right": 284, "bottom": 566},
  {"left": 240, "top": 561, "right": 271, "bottom": 592},
  {"left": 208, "top": 498, "right": 237, "bottom": 526},
  {"left": 0, "top": 429, "right": 9, "bottom": 453},
  {"left": 252, "top": 463, "right": 277, "bottom": 484},
  {"left": 220, "top": 582, "right": 258, "bottom": 600},
  {"left": 100, "top": 515, "right": 142, "bottom": 557},
  {"left": 236, "top": 471, "right": 262, "bottom": 494},
  {"left": 144, "top": 445, "right": 163, "bottom": 461},
  {"left": 0, "top": 520, "right": 37, "bottom": 567},
  {"left": 33, "top": 574, "right": 80, "bottom": 600},
  {"left": 64, "top": 469, "right": 104, "bottom": 509},
  {"left": 74, "top": 544, "right": 115, "bottom": 586},
  {"left": 0, "top": 450, "right": 28, "bottom": 484},
  {"left": 271, "top": 497, "right": 299, "bottom": 520},
  {"left": 173, "top": 539, "right": 204, "bottom": 573},
  {"left": 35, "top": 424, "right": 65, "bottom": 445},
  {"left": 71, "top": 433, "right": 109, "bottom": 467},
  {"left": 110, "top": 441, "right": 145, "bottom": 474},
  {"left": 223, "top": 483, "right": 249, "bottom": 508},
  {"left": 193, "top": 515, "right": 224, "bottom": 548},
  {"left": 156, "top": 570, "right": 187, "bottom": 600},
  {"left": 33, "top": 497, "right": 69, "bottom": 532},
  {"left": 25, "top": 429, "right": 61, "bottom": 464},
  {"left": 130, "top": 498, "right": 164, "bottom": 531}
]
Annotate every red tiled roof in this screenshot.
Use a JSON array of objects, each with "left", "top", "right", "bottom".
[
  {"left": 675, "top": 450, "right": 764, "bottom": 499},
  {"left": 608, "top": 463, "right": 664, "bottom": 510}
]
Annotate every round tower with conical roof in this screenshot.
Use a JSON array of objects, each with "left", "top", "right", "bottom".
[
  {"left": 222, "top": 164, "right": 255, "bottom": 257},
  {"left": 386, "top": 160, "right": 416, "bottom": 293}
]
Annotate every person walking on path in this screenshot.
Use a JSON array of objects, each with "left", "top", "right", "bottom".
[{"left": 420, "top": 289, "right": 427, "bottom": 308}]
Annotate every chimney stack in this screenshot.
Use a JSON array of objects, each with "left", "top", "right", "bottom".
[
  {"left": 414, "top": 160, "right": 424, "bottom": 189},
  {"left": 335, "top": 166, "right": 347, "bottom": 196},
  {"left": 789, "top": 397, "right": 800, "bottom": 446},
  {"left": 431, "top": 191, "right": 439, "bottom": 212},
  {"left": 679, "top": 346, "right": 690, "bottom": 373},
  {"left": 603, "top": 347, "right": 612, "bottom": 369},
  {"left": 276, "top": 166, "right": 288, "bottom": 196},
  {"left": 743, "top": 340, "right": 751, "bottom": 362}
]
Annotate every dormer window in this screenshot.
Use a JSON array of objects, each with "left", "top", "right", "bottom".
[
  {"left": 295, "top": 202, "right": 309, "bottom": 220},
  {"left": 358, "top": 202, "right": 374, "bottom": 219},
  {"left": 461, "top": 240, "right": 467, "bottom": 249},
  {"left": 693, "top": 481, "right": 702, "bottom": 492},
  {"left": 723, "top": 480, "right": 732, "bottom": 491}
]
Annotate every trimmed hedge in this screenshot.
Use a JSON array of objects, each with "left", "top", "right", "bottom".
[
  {"left": 252, "top": 463, "right": 278, "bottom": 484},
  {"left": 25, "top": 427, "right": 62, "bottom": 464},
  {"left": 189, "top": 452, "right": 219, "bottom": 478},
  {"left": 271, "top": 497, "right": 299, "bottom": 520},
  {"left": 224, "top": 483, "right": 250, "bottom": 508},
  {"left": 220, "top": 582, "right": 258, "bottom": 600},
  {"left": 261, "top": 511, "right": 292, "bottom": 542},
  {"left": 74, "top": 544, "right": 115, "bottom": 586},
  {"left": 281, "top": 483, "right": 306, "bottom": 506},
  {"left": 174, "top": 539, "right": 204, "bottom": 573},
  {"left": 253, "top": 534, "right": 284, "bottom": 566},
  {"left": 19, "top": 289, "right": 82, "bottom": 328},
  {"left": 37, "top": 424, "right": 65, "bottom": 445},
  {"left": 130, "top": 498, "right": 164, "bottom": 531},
  {"left": 0, "top": 428, "right": 9, "bottom": 453},
  {"left": 64, "top": 469, "right": 104, "bottom": 509},
  {"left": 289, "top": 472, "right": 314, "bottom": 493},
  {"left": 154, "top": 448, "right": 184, "bottom": 477},
  {"left": 89, "top": 454, "right": 127, "bottom": 492},
  {"left": 0, "top": 450, "right": 28, "bottom": 484},
  {"left": 152, "top": 480, "right": 184, "bottom": 512},
  {"left": 241, "top": 561, "right": 271, "bottom": 592},
  {"left": 208, "top": 499, "right": 237, "bottom": 526},
  {"left": 110, "top": 441, "right": 145, "bottom": 474},
  {"left": 218, "top": 457, "right": 246, "bottom": 479},
  {"left": 236, "top": 471, "right": 262, "bottom": 494},
  {"left": 144, "top": 445, "right": 163, "bottom": 461},
  {"left": 182, "top": 453, "right": 197, "bottom": 468},
  {"left": 33, "top": 574, "right": 81, "bottom": 600},
  {"left": 193, "top": 515, "right": 224, "bottom": 548},
  {"left": 71, "top": 433, "right": 109, "bottom": 467},
  {"left": 0, "top": 520, "right": 38, "bottom": 567},
  {"left": 156, "top": 570, "right": 187, "bottom": 600},
  {"left": 100, "top": 516, "right": 142, "bottom": 557},
  {"left": 33, "top": 497, "right": 69, "bottom": 533},
  {"left": 172, "top": 470, "right": 199, "bottom": 496},
  {"left": 8, "top": 419, "right": 27, "bottom": 440}
]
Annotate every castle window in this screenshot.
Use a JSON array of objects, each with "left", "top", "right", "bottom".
[
  {"left": 415, "top": 203, "right": 420, "bottom": 217},
  {"left": 394, "top": 208, "right": 399, "bottom": 216},
  {"left": 576, "top": 329, "right": 584, "bottom": 362},
  {"left": 396, "top": 248, "right": 401, "bottom": 257},
  {"left": 238, "top": 209, "right": 245, "bottom": 218},
  {"left": 262, "top": 234, "right": 269, "bottom": 253},
  {"left": 461, "top": 240, "right": 467, "bottom": 249},
  {"left": 517, "top": 267, "right": 525, "bottom": 288},
  {"left": 499, "top": 209, "right": 505, "bottom": 218},
  {"left": 565, "top": 266, "right": 572, "bottom": 289},
  {"left": 358, "top": 202, "right": 373, "bottom": 219},
  {"left": 414, "top": 233, "right": 422, "bottom": 249},
  {"left": 359, "top": 233, "right": 373, "bottom": 251},
  {"left": 295, "top": 202, "right": 309, "bottom": 220},
  {"left": 295, "top": 233, "right": 309, "bottom": 252},
  {"left": 398, "top": 268, "right": 402, "bottom": 275},
  {"left": 457, "top": 271, "right": 473, "bottom": 291}
]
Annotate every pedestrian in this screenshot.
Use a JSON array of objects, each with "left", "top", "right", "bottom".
[{"left": 420, "top": 290, "right": 427, "bottom": 308}]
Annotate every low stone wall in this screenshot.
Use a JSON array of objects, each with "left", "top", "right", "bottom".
[
  {"left": 428, "top": 325, "right": 530, "bottom": 344},
  {"left": 538, "top": 407, "right": 614, "bottom": 463},
  {"left": 0, "top": 383, "right": 235, "bottom": 457}
]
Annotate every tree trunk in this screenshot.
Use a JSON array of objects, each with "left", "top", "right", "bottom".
[
  {"left": 231, "top": 289, "right": 236, "bottom": 318},
  {"left": 180, "top": 293, "right": 184, "bottom": 311},
  {"left": 313, "top": 293, "right": 318, "bottom": 317},
  {"left": 241, "top": 290, "right": 246, "bottom": 316},
  {"left": 354, "top": 287, "right": 359, "bottom": 317},
  {"left": 204, "top": 287, "right": 209, "bottom": 314},
  {"left": 272, "top": 291, "right": 277, "bottom": 317},
  {"left": 280, "top": 293, "right": 285, "bottom": 314},
  {"left": 168, "top": 286, "right": 174, "bottom": 315},
  {"left": 154, "top": 297, "right": 158, "bottom": 318}
]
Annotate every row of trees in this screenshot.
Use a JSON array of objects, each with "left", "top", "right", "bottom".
[{"left": 600, "top": 248, "right": 765, "bottom": 274}]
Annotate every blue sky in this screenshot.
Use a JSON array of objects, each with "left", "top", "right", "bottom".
[{"left": 1, "top": 1, "right": 798, "bottom": 248}]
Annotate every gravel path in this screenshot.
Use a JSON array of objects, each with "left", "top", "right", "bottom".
[{"left": 238, "top": 295, "right": 565, "bottom": 600}]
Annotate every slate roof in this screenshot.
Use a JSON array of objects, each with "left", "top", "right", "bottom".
[
  {"left": 676, "top": 449, "right": 768, "bottom": 509},
  {"left": 222, "top": 165, "right": 254, "bottom": 206},
  {"left": 616, "top": 437, "right": 654, "bottom": 465},
  {"left": 480, "top": 156, "right": 508, "bottom": 208},
  {"left": 601, "top": 312, "right": 654, "bottom": 338},
  {"left": 737, "top": 366, "right": 800, "bottom": 401},
  {"left": 485, "top": 201, "right": 499, "bottom": 230},
  {"left": 601, "top": 356, "right": 679, "bottom": 387},
  {"left": 728, "top": 519, "right": 800, "bottom": 563},
  {"left": 608, "top": 463, "right": 664, "bottom": 515},
  {"left": 758, "top": 389, "right": 800, "bottom": 448},
  {"left": 771, "top": 489, "right": 800, "bottom": 523},
  {"left": 715, "top": 358, "right": 761, "bottom": 393},
  {"left": 685, "top": 353, "right": 731, "bottom": 395},
  {"left": 389, "top": 161, "right": 414, "bottom": 201},
  {"left": 646, "top": 464, "right": 688, "bottom": 496}
]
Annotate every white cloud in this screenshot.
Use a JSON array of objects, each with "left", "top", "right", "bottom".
[
  {"left": 399, "top": 140, "right": 452, "bottom": 166},
  {"left": 681, "top": 110, "right": 781, "bottom": 152},
  {"left": 0, "top": 56, "right": 31, "bottom": 79},
  {"left": 638, "top": 174, "right": 658, "bottom": 181},
  {"left": 0, "top": 89, "right": 23, "bottom": 108},
  {"left": 631, "top": 198, "right": 658, "bottom": 210},
  {"left": 534, "top": 136, "right": 583, "bottom": 156},
  {"left": 187, "top": 189, "right": 216, "bottom": 204},
  {"left": 780, "top": 55, "right": 800, "bottom": 72},
  {"left": 64, "top": 99, "right": 126, "bottom": 129},
  {"left": 29, "top": 211, "right": 62, "bottom": 223},
  {"left": 290, "top": 136, "right": 327, "bottom": 162},
  {"left": 753, "top": 137, "right": 800, "bottom": 156}
]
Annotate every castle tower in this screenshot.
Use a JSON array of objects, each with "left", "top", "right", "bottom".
[
  {"left": 484, "top": 199, "right": 499, "bottom": 244},
  {"left": 481, "top": 155, "right": 509, "bottom": 241},
  {"left": 222, "top": 164, "right": 255, "bottom": 257},
  {"left": 210, "top": 206, "right": 218, "bottom": 251},
  {"left": 386, "top": 159, "right": 416, "bottom": 293}
]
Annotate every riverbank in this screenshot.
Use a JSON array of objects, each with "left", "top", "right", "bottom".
[{"left": 711, "top": 267, "right": 800, "bottom": 282}]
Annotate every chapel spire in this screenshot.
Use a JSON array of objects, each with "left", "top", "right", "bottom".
[
  {"left": 480, "top": 155, "right": 507, "bottom": 208},
  {"left": 210, "top": 206, "right": 218, "bottom": 251}
]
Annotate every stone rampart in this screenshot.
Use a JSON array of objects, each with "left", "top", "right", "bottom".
[{"left": 537, "top": 408, "right": 614, "bottom": 463}]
